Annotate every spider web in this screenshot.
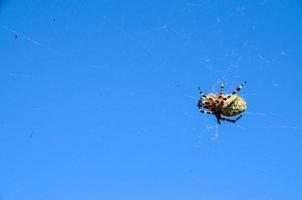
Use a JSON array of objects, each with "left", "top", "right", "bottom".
[
  {"left": 2, "top": 0, "right": 299, "bottom": 162},
  {"left": 178, "top": 2, "right": 302, "bottom": 135},
  {"left": 1, "top": 0, "right": 302, "bottom": 199}
]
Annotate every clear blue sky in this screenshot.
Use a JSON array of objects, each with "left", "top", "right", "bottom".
[{"left": 0, "top": 0, "right": 302, "bottom": 199}]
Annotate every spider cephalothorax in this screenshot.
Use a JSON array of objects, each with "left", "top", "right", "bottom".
[{"left": 197, "top": 81, "right": 247, "bottom": 124}]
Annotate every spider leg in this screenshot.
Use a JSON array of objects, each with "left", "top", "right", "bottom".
[
  {"left": 213, "top": 114, "right": 221, "bottom": 124},
  {"left": 231, "top": 81, "right": 247, "bottom": 95},
  {"left": 199, "top": 109, "right": 213, "bottom": 115},
  {"left": 198, "top": 87, "right": 207, "bottom": 98},
  {"left": 224, "top": 81, "right": 247, "bottom": 100},
  {"left": 219, "top": 81, "right": 224, "bottom": 95},
  {"left": 221, "top": 115, "right": 243, "bottom": 123}
]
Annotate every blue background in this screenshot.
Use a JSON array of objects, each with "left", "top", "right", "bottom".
[{"left": 0, "top": 0, "right": 302, "bottom": 199}]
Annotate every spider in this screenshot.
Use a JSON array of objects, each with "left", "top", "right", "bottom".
[{"left": 197, "top": 81, "right": 247, "bottom": 124}]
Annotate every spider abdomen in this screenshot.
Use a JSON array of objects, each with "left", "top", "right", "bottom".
[{"left": 222, "top": 95, "right": 247, "bottom": 116}]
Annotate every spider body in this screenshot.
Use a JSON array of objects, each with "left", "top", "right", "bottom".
[
  {"left": 197, "top": 81, "right": 247, "bottom": 124},
  {"left": 222, "top": 94, "right": 247, "bottom": 116}
]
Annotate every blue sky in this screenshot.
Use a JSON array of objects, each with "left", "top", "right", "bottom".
[{"left": 0, "top": 0, "right": 302, "bottom": 199}]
